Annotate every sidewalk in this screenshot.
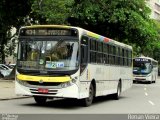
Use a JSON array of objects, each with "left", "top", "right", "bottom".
[{"left": 0, "top": 79, "right": 28, "bottom": 100}]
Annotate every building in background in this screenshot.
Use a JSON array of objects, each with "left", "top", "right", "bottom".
[
  {"left": 146, "top": 0, "right": 160, "bottom": 20},
  {"left": 5, "top": 27, "right": 17, "bottom": 64}
]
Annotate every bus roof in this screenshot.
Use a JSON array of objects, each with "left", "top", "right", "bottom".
[
  {"left": 21, "top": 25, "right": 132, "bottom": 50},
  {"left": 24, "top": 25, "right": 71, "bottom": 29}
]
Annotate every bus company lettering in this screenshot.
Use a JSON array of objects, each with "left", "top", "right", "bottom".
[{"left": 96, "top": 68, "right": 102, "bottom": 74}]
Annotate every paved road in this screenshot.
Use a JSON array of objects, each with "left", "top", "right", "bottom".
[{"left": 0, "top": 79, "right": 160, "bottom": 114}]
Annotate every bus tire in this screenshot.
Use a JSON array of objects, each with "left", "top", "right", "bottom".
[
  {"left": 0, "top": 73, "right": 4, "bottom": 78},
  {"left": 149, "top": 81, "right": 152, "bottom": 84},
  {"left": 34, "top": 96, "right": 47, "bottom": 105},
  {"left": 113, "top": 81, "right": 121, "bottom": 100},
  {"left": 81, "top": 83, "right": 94, "bottom": 107}
]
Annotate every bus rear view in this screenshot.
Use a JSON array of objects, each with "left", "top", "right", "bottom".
[{"left": 133, "top": 57, "right": 158, "bottom": 83}]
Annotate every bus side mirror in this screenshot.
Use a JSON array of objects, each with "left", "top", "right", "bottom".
[{"left": 149, "top": 64, "right": 153, "bottom": 68}]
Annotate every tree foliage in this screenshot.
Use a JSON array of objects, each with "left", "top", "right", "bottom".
[
  {"left": 31, "top": 0, "right": 74, "bottom": 24},
  {"left": 1, "top": 0, "right": 160, "bottom": 63},
  {"left": 69, "top": 0, "right": 159, "bottom": 57},
  {"left": 29, "top": 0, "right": 160, "bottom": 60},
  {"left": 0, "top": 0, "right": 33, "bottom": 63}
]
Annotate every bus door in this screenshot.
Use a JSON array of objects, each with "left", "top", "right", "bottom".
[{"left": 80, "top": 36, "right": 89, "bottom": 74}]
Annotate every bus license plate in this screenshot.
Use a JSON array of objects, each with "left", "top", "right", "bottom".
[{"left": 38, "top": 88, "right": 49, "bottom": 93}]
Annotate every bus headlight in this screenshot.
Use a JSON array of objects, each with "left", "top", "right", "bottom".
[
  {"left": 147, "top": 74, "right": 151, "bottom": 77},
  {"left": 61, "top": 77, "right": 78, "bottom": 88},
  {"left": 61, "top": 81, "right": 72, "bottom": 88},
  {"left": 71, "top": 76, "right": 78, "bottom": 83}
]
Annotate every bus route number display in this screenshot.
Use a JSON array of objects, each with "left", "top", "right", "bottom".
[
  {"left": 20, "top": 29, "right": 77, "bottom": 36},
  {"left": 135, "top": 58, "right": 149, "bottom": 62}
]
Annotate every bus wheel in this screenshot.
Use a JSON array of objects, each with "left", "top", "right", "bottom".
[
  {"left": 150, "top": 76, "right": 153, "bottom": 84},
  {"left": 113, "top": 81, "right": 121, "bottom": 100},
  {"left": 81, "top": 84, "right": 94, "bottom": 107},
  {"left": 0, "top": 73, "right": 4, "bottom": 78},
  {"left": 34, "top": 96, "right": 47, "bottom": 105}
]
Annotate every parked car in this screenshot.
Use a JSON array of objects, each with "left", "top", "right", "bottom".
[
  {"left": 0, "top": 64, "right": 12, "bottom": 78},
  {"left": 8, "top": 64, "right": 16, "bottom": 69}
]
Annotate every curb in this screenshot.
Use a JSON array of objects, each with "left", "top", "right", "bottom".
[
  {"left": 0, "top": 96, "right": 31, "bottom": 101},
  {"left": 0, "top": 80, "right": 15, "bottom": 82},
  {"left": 0, "top": 79, "right": 30, "bottom": 101}
]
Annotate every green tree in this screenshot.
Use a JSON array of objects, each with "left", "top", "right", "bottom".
[
  {"left": 151, "top": 20, "right": 160, "bottom": 61},
  {"left": 28, "top": 0, "right": 160, "bottom": 59},
  {"left": 31, "top": 0, "right": 74, "bottom": 24},
  {"left": 69, "top": 0, "right": 159, "bottom": 56},
  {"left": 0, "top": 0, "right": 33, "bottom": 63}
]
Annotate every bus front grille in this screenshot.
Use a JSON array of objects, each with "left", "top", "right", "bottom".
[
  {"left": 30, "top": 88, "right": 58, "bottom": 95},
  {"left": 27, "top": 81, "right": 62, "bottom": 86}
]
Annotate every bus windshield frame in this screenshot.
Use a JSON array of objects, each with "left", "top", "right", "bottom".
[
  {"left": 133, "top": 58, "right": 152, "bottom": 75},
  {"left": 17, "top": 36, "right": 79, "bottom": 76}
]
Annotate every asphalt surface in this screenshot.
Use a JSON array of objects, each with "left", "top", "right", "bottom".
[{"left": 0, "top": 78, "right": 160, "bottom": 114}]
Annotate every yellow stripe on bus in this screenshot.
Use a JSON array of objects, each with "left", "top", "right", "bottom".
[
  {"left": 17, "top": 74, "right": 71, "bottom": 82},
  {"left": 87, "top": 31, "right": 100, "bottom": 39}
]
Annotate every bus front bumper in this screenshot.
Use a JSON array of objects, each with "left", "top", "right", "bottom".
[
  {"left": 133, "top": 75, "right": 152, "bottom": 82},
  {"left": 15, "top": 81, "right": 79, "bottom": 99}
]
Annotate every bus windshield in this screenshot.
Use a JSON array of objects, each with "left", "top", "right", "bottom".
[
  {"left": 133, "top": 62, "right": 152, "bottom": 75},
  {"left": 17, "top": 38, "right": 79, "bottom": 75}
]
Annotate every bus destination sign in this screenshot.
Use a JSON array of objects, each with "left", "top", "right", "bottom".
[
  {"left": 134, "top": 58, "right": 149, "bottom": 62},
  {"left": 20, "top": 28, "right": 77, "bottom": 36}
]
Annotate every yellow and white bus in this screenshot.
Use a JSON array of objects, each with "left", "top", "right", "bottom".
[
  {"left": 15, "top": 25, "right": 133, "bottom": 106},
  {"left": 133, "top": 57, "right": 158, "bottom": 83}
]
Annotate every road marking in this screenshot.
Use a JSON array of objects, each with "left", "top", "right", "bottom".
[
  {"left": 145, "top": 92, "right": 148, "bottom": 96},
  {"left": 148, "top": 100, "right": 155, "bottom": 106}
]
